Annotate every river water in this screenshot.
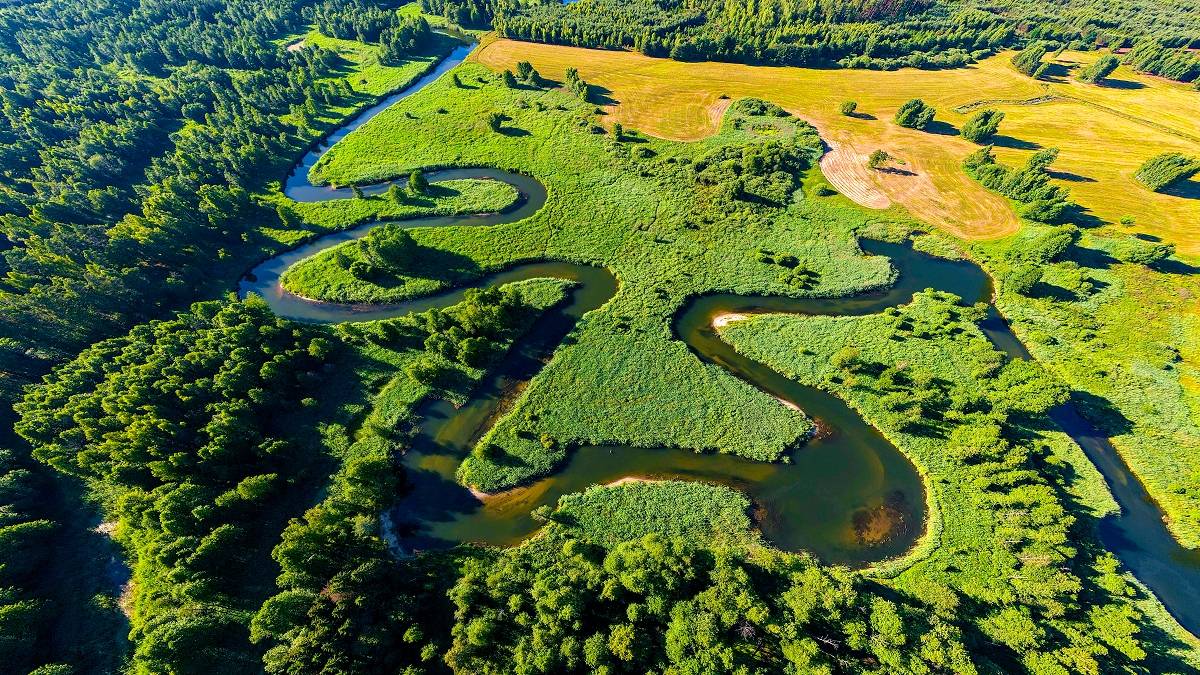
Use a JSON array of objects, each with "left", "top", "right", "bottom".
[{"left": 242, "top": 41, "right": 1200, "bottom": 633}]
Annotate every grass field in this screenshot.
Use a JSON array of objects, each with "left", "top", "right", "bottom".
[{"left": 473, "top": 40, "right": 1200, "bottom": 253}]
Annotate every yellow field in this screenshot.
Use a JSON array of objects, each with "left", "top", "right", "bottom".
[{"left": 474, "top": 40, "right": 1200, "bottom": 253}]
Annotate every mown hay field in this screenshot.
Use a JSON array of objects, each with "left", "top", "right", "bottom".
[{"left": 474, "top": 40, "right": 1200, "bottom": 253}]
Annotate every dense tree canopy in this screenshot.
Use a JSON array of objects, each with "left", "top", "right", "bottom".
[{"left": 16, "top": 297, "right": 333, "bottom": 673}]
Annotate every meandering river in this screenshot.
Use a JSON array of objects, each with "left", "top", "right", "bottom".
[{"left": 242, "top": 42, "right": 1200, "bottom": 634}]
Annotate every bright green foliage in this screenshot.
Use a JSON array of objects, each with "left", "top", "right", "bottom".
[
  {"left": 444, "top": 532, "right": 974, "bottom": 674},
  {"left": 1077, "top": 54, "right": 1120, "bottom": 83},
  {"left": 1124, "top": 39, "right": 1200, "bottom": 83},
  {"left": 1012, "top": 42, "right": 1049, "bottom": 76},
  {"left": 563, "top": 66, "right": 589, "bottom": 99},
  {"left": 962, "top": 146, "right": 1072, "bottom": 222},
  {"left": 551, "top": 481, "right": 752, "bottom": 547},
  {"left": 840, "top": 100, "right": 857, "bottom": 116},
  {"left": 720, "top": 290, "right": 1177, "bottom": 672},
  {"left": 976, "top": 225, "right": 1200, "bottom": 548},
  {"left": 15, "top": 298, "right": 332, "bottom": 673},
  {"left": 867, "top": 149, "right": 891, "bottom": 169},
  {"left": 408, "top": 167, "right": 429, "bottom": 195},
  {"left": 960, "top": 108, "right": 1004, "bottom": 143},
  {"left": 1133, "top": 152, "right": 1200, "bottom": 192},
  {"left": 894, "top": 98, "right": 935, "bottom": 129}
]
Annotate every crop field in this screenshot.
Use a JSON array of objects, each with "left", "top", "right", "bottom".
[{"left": 474, "top": 40, "right": 1200, "bottom": 253}]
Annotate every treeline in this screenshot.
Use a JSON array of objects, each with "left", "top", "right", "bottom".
[
  {"left": 1123, "top": 39, "right": 1200, "bottom": 84},
  {"left": 15, "top": 297, "right": 334, "bottom": 674},
  {"left": 312, "top": 0, "right": 434, "bottom": 63},
  {"left": 424, "top": 0, "right": 1199, "bottom": 71}
]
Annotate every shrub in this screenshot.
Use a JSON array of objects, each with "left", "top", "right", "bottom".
[
  {"left": 1012, "top": 42, "right": 1048, "bottom": 76},
  {"left": 840, "top": 100, "right": 857, "bottom": 116},
  {"left": 1113, "top": 239, "right": 1174, "bottom": 266},
  {"left": 894, "top": 98, "right": 935, "bottom": 129},
  {"left": 1077, "top": 54, "right": 1119, "bottom": 83},
  {"left": 1133, "top": 152, "right": 1200, "bottom": 192},
  {"left": 960, "top": 109, "right": 1004, "bottom": 143},
  {"left": 867, "top": 149, "right": 891, "bottom": 169},
  {"left": 1006, "top": 264, "right": 1043, "bottom": 295},
  {"left": 408, "top": 168, "right": 428, "bottom": 194}
]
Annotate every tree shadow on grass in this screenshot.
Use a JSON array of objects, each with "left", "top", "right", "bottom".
[
  {"left": 923, "top": 120, "right": 958, "bottom": 136},
  {"left": 991, "top": 134, "right": 1041, "bottom": 150},
  {"left": 847, "top": 112, "right": 877, "bottom": 121},
  {"left": 368, "top": 246, "right": 481, "bottom": 290},
  {"left": 1154, "top": 257, "right": 1200, "bottom": 275},
  {"left": 1097, "top": 78, "right": 1145, "bottom": 90},
  {"left": 586, "top": 84, "right": 618, "bottom": 107},
  {"left": 1162, "top": 178, "right": 1200, "bottom": 200},
  {"left": 499, "top": 125, "right": 532, "bottom": 137},
  {"left": 1048, "top": 169, "right": 1096, "bottom": 183}
]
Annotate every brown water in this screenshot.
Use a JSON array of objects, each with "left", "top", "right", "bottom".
[{"left": 243, "top": 44, "right": 1200, "bottom": 630}]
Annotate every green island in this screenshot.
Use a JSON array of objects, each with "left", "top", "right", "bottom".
[{"left": 2, "top": 0, "right": 1200, "bottom": 673}]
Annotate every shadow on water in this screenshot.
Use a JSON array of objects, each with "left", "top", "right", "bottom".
[{"left": 244, "top": 36, "right": 1200, "bottom": 634}]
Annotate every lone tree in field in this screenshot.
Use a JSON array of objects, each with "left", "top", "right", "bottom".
[
  {"left": 960, "top": 109, "right": 1005, "bottom": 143},
  {"left": 484, "top": 110, "right": 506, "bottom": 132},
  {"left": 1134, "top": 152, "right": 1200, "bottom": 192},
  {"left": 1012, "top": 42, "right": 1048, "bottom": 77},
  {"left": 840, "top": 100, "right": 857, "bottom": 116},
  {"left": 1077, "top": 54, "right": 1120, "bottom": 84},
  {"left": 408, "top": 168, "right": 429, "bottom": 195},
  {"left": 867, "top": 149, "right": 891, "bottom": 170},
  {"left": 388, "top": 183, "right": 405, "bottom": 205},
  {"left": 894, "top": 99, "right": 935, "bottom": 130},
  {"left": 515, "top": 60, "right": 539, "bottom": 84},
  {"left": 502, "top": 69, "right": 518, "bottom": 88},
  {"left": 612, "top": 122, "right": 623, "bottom": 140},
  {"left": 563, "top": 66, "right": 589, "bottom": 100}
]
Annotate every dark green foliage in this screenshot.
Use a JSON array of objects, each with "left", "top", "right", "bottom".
[
  {"left": 563, "top": 66, "right": 589, "bottom": 100},
  {"left": 15, "top": 298, "right": 331, "bottom": 673},
  {"left": 1077, "top": 53, "right": 1120, "bottom": 83},
  {"left": 408, "top": 168, "right": 429, "bottom": 195},
  {"left": 894, "top": 98, "right": 935, "bottom": 129},
  {"left": 502, "top": 69, "right": 518, "bottom": 88},
  {"left": 960, "top": 108, "right": 1005, "bottom": 143},
  {"left": 962, "top": 146, "right": 1072, "bottom": 222},
  {"left": 1012, "top": 41, "right": 1049, "bottom": 76},
  {"left": 0, "top": 0, "right": 382, "bottom": 402},
  {"left": 1133, "top": 152, "right": 1200, "bottom": 192},
  {"left": 515, "top": 60, "right": 540, "bottom": 84},
  {"left": 867, "top": 149, "right": 891, "bottom": 169},
  {"left": 429, "top": 0, "right": 1198, "bottom": 74}
]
